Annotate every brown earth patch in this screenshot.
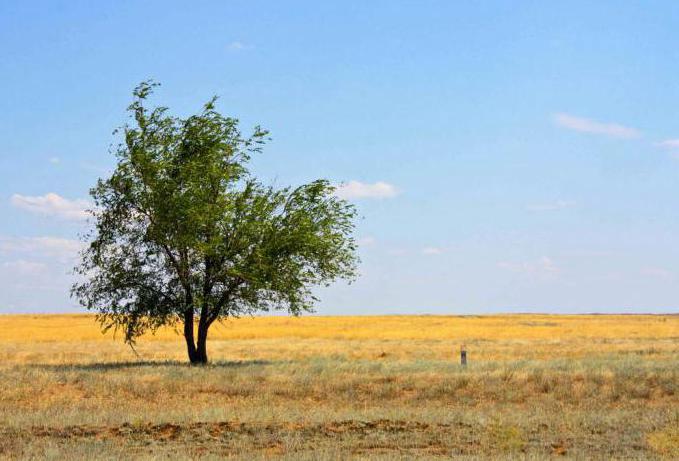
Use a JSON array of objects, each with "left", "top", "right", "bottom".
[{"left": 2, "top": 419, "right": 477, "bottom": 455}]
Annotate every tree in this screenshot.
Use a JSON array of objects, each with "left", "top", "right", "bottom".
[{"left": 72, "top": 82, "right": 358, "bottom": 364}]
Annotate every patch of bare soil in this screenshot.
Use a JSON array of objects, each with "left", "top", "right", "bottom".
[
  {"left": 0, "top": 419, "right": 653, "bottom": 458},
  {"left": 3, "top": 420, "right": 478, "bottom": 456}
]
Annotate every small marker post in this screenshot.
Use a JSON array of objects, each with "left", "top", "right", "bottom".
[{"left": 460, "top": 344, "right": 467, "bottom": 367}]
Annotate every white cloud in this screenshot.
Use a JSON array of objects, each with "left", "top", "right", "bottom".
[
  {"left": 0, "top": 236, "right": 83, "bottom": 258},
  {"left": 0, "top": 235, "right": 82, "bottom": 310},
  {"left": 422, "top": 246, "right": 444, "bottom": 255},
  {"left": 497, "top": 256, "right": 559, "bottom": 279},
  {"left": 640, "top": 266, "right": 673, "bottom": 280},
  {"left": 356, "top": 236, "right": 376, "bottom": 246},
  {"left": 526, "top": 200, "right": 576, "bottom": 212},
  {"left": 227, "top": 41, "right": 251, "bottom": 51},
  {"left": 10, "top": 193, "right": 90, "bottom": 221},
  {"left": 553, "top": 113, "right": 641, "bottom": 139},
  {"left": 655, "top": 139, "right": 679, "bottom": 150},
  {"left": 1, "top": 260, "right": 48, "bottom": 276},
  {"left": 334, "top": 181, "right": 399, "bottom": 200},
  {"left": 49, "top": 157, "right": 60, "bottom": 164}
]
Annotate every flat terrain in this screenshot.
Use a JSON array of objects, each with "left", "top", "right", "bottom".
[{"left": 0, "top": 314, "right": 677, "bottom": 460}]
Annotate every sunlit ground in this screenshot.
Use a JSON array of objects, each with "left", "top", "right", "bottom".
[{"left": 0, "top": 314, "right": 677, "bottom": 459}]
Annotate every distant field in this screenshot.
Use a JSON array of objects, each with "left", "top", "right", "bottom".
[{"left": 0, "top": 314, "right": 677, "bottom": 459}]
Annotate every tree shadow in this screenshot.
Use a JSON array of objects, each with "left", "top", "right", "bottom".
[{"left": 26, "top": 359, "right": 276, "bottom": 372}]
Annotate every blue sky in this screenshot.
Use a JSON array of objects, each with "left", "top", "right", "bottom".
[{"left": 2, "top": 1, "right": 679, "bottom": 314}]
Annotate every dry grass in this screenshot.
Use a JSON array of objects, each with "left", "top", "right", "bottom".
[{"left": 0, "top": 314, "right": 677, "bottom": 459}]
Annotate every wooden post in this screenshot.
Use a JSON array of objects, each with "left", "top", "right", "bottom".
[{"left": 460, "top": 344, "right": 467, "bottom": 366}]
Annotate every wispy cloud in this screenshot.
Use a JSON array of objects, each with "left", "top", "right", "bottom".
[
  {"left": 49, "top": 157, "right": 60, "bottom": 164},
  {"left": 356, "top": 236, "right": 376, "bottom": 246},
  {"left": 0, "top": 235, "right": 82, "bottom": 301},
  {"left": 422, "top": 246, "right": 444, "bottom": 255},
  {"left": 553, "top": 113, "right": 641, "bottom": 139},
  {"left": 497, "top": 256, "right": 559, "bottom": 279},
  {"left": 227, "top": 41, "right": 252, "bottom": 51},
  {"left": 334, "top": 181, "right": 399, "bottom": 200},
  {"left": 526, "top": 200, "right": 576, "bottom": 212},
  {"left": 383, "top": 246, "right": 445, "bottom": 256},
  {"left": 10, "top": 193, "right": 91, "bottom": 221},
  {"left": 0, "top": 236, "right": 83, "bottom": 258},
  {"left": 655, "top": 139, "right": 679, "bottom": 150},
  {"left": 1, "top": 260, "right": 48, "bottom": 276},
  {"left": 640, "top": 266, "right": 673, "bottom": 281}
]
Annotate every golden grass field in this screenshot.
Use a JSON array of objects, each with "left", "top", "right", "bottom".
[{"left": 0, "top": 314, "right": 677, "bottom": 460}]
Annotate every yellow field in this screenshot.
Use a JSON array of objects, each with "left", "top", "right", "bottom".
[{"left": 0, "top": 314, "right": 677, "bottom": 459}]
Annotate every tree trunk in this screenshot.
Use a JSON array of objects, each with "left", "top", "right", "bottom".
[
  {"left": 196, "top": 324, "right": 209, "bottom": 364},
  {"left": 183, "top": 308, "right": 200, "bottom": 364},
  {"left": 194, "top": 307, "right": 210, "bottom": 364}
]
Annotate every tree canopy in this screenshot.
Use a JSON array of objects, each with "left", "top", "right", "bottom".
[{"left": 73, "top": 82, "right": 358, "bottom": 363}]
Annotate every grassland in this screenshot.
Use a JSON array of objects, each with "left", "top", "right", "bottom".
[{"left": 0, "top": 314, "right": 677, "bottom": 460}]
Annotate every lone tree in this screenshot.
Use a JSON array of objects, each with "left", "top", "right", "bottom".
[{"left": 73, "top": 82, "right": 358, "bottom": 364}]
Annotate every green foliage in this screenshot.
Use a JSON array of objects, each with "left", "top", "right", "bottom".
[{"left": 72, "top": 81, "right": 358, "bottom": 360}]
